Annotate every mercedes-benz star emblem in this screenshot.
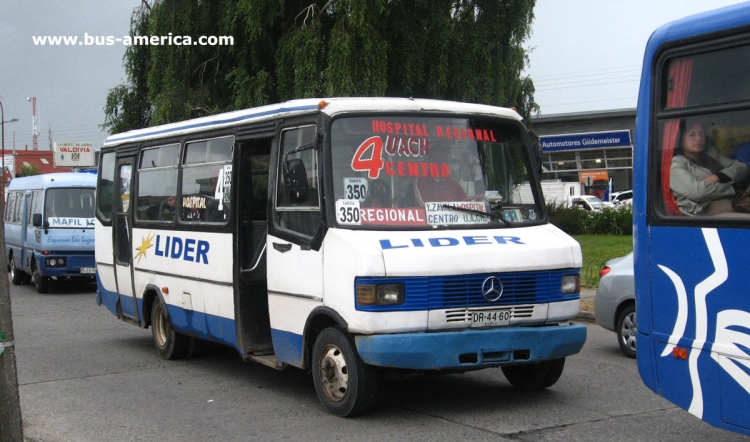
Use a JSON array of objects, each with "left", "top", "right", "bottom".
[{"left": 481, "top": 276, "right": 503, "bottom": 302}]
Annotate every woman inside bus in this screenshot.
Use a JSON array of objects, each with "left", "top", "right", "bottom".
[{"left": 670, "top": 118, "right": 750, "bottom": 216}]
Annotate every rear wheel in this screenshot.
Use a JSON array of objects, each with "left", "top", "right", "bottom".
[
  {"left": 151, "top": 299, "right": 191, "bottom": 360},
  {"left": 502, "top": 358, "right": 566, "bottom": 390},
  {"left": 616, "top": 305, "right": 637, "bottom": 359},
  {"left": 312, "top": 327, "right": 378, "bottom": 417},
  {"left": 10, "top": 257, "right": 25, "bottom": 285}
]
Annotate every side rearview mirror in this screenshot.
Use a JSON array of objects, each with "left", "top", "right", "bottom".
[
  {"left": 283, "top": 158, "right": 309, "bottom": 203},
  {"left": 32, "top": 213, "right": 43, "bottom": 227}
]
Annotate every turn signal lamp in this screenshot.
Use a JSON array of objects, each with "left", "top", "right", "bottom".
[
  {"left": 672, "top": 347, "right": 688, "bottom": 360},
  {"left": 318, "top": 100, "right": 329, "bottom": 110}
]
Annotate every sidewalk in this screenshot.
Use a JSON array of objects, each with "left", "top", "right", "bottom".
[{"left": 577, "top": 287, "right": 596, "bottom": 322}]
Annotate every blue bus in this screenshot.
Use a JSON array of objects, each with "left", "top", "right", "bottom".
[
  {"left": 4, "top": 172, "right": 97, "bottom": 293},
  {"left": 635, "top": 2, "right": 750, "bottom": 436}
]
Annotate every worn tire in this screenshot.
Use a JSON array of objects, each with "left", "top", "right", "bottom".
[
  {"left": 10, "top": 257, "right": 25, "bottom": 285},
  {"left": 616, "top": 304, "right": 637, "bottom": 359},
  {"left": 502, "top": 358, "right": 566, "bottom": 390},
  {"left": 151, "top": 299, "right": 191, "bottom": 360},
  {"left": 312, "top": 327, "right": 378, "bottom": 417}
]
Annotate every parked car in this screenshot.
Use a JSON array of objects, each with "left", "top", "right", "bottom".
[
  {"left": 594, "top": 252, "right": 636, "bottom": 358},
  {"left": 611, "top": 190, "right": 633, "bottom": 205},
  {"left": 570, "top": 195, "right": 612, "bottom": 211}
]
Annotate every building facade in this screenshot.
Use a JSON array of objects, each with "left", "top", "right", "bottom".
[{"left": 530, "top": 108, "right": 635, "bottom": 199}]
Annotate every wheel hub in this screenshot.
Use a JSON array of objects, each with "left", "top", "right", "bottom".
[{"left": 319, "top": 345, "right": 348, "bottom": 402}]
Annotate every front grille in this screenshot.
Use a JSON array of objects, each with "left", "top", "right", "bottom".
[{"left": 355, "top": 269, "right": 579, "bottom": 312}]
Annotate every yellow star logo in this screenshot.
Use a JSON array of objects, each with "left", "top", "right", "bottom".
[{"left": 134, "top": 232, "right": 155, "bottom": 263}]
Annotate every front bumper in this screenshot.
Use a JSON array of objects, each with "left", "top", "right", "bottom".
[{"left": 355, "top": 323, "right": 587, "bottom": 370}]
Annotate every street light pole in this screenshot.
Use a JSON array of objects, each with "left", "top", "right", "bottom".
[{"left": 0, "top": 98, "right": 24, "bottom": 441}]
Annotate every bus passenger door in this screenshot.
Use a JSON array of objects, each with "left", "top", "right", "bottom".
[
  {"left": 20, "top": 192, "right": 32, "bottom": 271},
  {"left": 114, "top": 159, "right": 138, "bottom": 320}
]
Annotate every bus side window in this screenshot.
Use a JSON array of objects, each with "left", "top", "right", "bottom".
[
  {"left": 275, "top": 125, "right": 320, "bottom": 237},
  {"left": 181, "top": 136, "right": 233, "bottom": 223},
  {"left": 136, "top": 143, "right": 179, "bottom": 222}
]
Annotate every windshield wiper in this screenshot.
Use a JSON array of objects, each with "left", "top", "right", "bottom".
[{"left": 437, "top": 204, "right": 512, "bottom": 227}]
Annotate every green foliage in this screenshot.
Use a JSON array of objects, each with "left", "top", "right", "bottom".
[
  {"left": 103, "top": 0, "right": 539, "bottom": 133},
  {"left": 546, "top": 201, "right": 588, "bottom": 235},
  {"left": 547, "top": 203, "right": 633, "bottom": 236},
  {"left": 18, "top": 163, "right": 39, "bottom": 177}
]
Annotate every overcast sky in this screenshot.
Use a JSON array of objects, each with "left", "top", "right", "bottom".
[{"left": 0, "top": 0, "right": 747, "bottom": 152}]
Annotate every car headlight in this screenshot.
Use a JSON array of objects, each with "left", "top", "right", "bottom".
[
  {"left": 561, "top": 274, "right": 580, "bottom": 294},
  {"left": 357, "top": 283, "right": 405, "bottom": 306}
]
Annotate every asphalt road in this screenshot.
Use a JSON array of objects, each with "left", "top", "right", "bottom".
[{"left": 8, "top": 281, "right": 750, "bottom": 442}]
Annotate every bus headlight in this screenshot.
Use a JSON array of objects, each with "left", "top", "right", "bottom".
[
  {"left": 561, "top": 275, "right": 580, "bottom": 294},
  {"left": 45, "top": 257, "right": 67, "bottom": 268},
  {"left": 357, "top": 283, "right": 405, "bottom": 306}
]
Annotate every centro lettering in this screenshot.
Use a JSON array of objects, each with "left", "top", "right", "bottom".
[
  {"left": 379, "top": 235, "right": 524, "bottom": 249},
  {"left": 154, "top": 235, "right": 210, "bottom": 263}
]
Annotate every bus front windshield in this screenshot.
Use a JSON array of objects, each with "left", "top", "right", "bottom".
[
  {"left": 330, "top": 115, "right": 541, "bottom": 229},
  {"left": 45, "top": 187, "right": 96, "bottom": 227}
]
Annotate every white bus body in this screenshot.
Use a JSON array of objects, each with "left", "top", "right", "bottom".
[{"left": 95, "top": 97, "right": 586, "bottom": 416}]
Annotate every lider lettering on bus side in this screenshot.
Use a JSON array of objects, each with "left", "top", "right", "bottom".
[
  {"left": 154, "top": 234, "right": 210, "bottom": 263},
  {"left": 380, "top": 235, "right": 524, "bottom": 249}
]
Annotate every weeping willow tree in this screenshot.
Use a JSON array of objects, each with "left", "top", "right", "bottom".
[{"left": 103, "top": 0, "right": 538, "bottom": 134}]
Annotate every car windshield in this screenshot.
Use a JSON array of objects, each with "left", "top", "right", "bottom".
[{"left": 330, "top": 115, "right": 541, "bottom": 229}]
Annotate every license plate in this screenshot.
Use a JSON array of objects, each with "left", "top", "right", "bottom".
[
  {"left": 471, "top": 310, "right": 510, "bottom": 327},
  {"left": 80, "top": 267, "right": 96, "bottom": 274}
]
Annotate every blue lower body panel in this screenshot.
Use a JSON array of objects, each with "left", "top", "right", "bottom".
[{"left": 355, "top": 324, "right": 587, "bottom": 370}]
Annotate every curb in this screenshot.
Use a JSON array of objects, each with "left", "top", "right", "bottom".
[{"left": 576, "top": 311, "right": 595, "bottom": 322}]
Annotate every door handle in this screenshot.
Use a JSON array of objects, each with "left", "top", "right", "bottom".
[{"left": 273, "top": 242, "right": 292, "bottom": 252}]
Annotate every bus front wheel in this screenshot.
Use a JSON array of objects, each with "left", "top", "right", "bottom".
[
  {"left": 151, "top": 299, "right": 190, "bottom": 360},
  {"left": 312, "top": 327, "right": 378, "bottom": 417},
  {"left": 502, "top": 358, "right": 566, "bottom": 390},
  {"left": 32, "top": 266, "right": 49, "bottom": 293}
]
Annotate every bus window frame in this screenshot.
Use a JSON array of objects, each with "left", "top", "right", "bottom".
[
  {"left": 271, "top": 123, "right": 323, "bottom": 242},
  {"left": 648, "top": 34, "right": 750, "bottom": 228}
]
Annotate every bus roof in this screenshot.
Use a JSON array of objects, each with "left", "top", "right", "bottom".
[
  {"left": 6, "top": 172, "right": 97, "bottom": 192},
  {"left": 103, "top": 97, "right": 523, "bottom": 147},
  {"left": 644, "top": 2, "right": 750, "bottom": 60}
]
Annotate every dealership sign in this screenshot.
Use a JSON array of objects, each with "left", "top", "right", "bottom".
[
  {"left": 540, "top": 130, "right": 632, "bottom": 152},
  {"left": 54, "top": 142, "right": 95, "bottom": 167}
]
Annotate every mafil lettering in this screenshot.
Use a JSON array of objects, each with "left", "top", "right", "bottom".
[
  {"left": 154, "top": 235, "right": 210, "bottom": 264},
  {"left": 379, "top": 235, "right": 524, "bottom": 249}
]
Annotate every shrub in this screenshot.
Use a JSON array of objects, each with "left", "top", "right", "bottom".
[{"left": 547, "top": 203, "right": 632, "bottom": 235}]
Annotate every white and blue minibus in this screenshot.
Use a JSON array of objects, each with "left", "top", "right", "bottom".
[
  {"left": 95, "top": 97, "right": 586, "bottom": 416},
  {"left": 5, "top": 172, "right": 97, "bottom": 293}
]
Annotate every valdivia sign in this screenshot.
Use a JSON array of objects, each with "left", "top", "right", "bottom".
[{"left": 53, "top": 142, "right": 96, "bottom": 167}]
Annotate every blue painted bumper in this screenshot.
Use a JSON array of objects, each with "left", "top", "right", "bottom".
[{"left": 355, "top": 324, "right": 587, "bottom": 370}]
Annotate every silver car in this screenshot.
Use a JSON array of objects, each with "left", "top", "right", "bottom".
[{"left": 594, "top": 252, "right": 636, "bottom": 358}]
